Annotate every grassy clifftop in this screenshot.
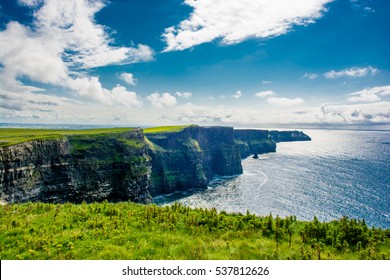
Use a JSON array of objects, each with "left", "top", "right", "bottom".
[
  {"left": 144, "top": 125, "right": 194, "bottom": 134},
  {"left": 1, "top": 202, "right": 389, "bottom": 260},
  {"left": 0, "top": 127, "right": 137, "bottom": 147}
]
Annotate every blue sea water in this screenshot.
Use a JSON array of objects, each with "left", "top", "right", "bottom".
[{"left": 155, "top": 130, "right": 390, "bottom": 228}]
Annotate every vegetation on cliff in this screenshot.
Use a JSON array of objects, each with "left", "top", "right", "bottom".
[
  {"left": 144, "top": 125, "right": 193, "bottom": 134},
  {"left": 0, "top": 127, "right": 137, "bottom": 147},
  {"left": 0, "top": 128, "right": 151, "bottom": 204},
  {"left": 144, "top": 126, "right": 242, "bottom": 196},
  {"left": 1, "top": 202, "right": 388, "bottom": 260}
]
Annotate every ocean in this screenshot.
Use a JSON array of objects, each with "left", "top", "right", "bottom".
[{"left": 155, "top": 129, "right": 390, "bottom": 229}]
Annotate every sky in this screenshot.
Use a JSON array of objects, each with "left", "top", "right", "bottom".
[{"left": 0, "top": 0, "right": 389, "bottom": 129}]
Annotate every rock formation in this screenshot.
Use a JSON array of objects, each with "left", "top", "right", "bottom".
[
  {"left": 0, "top": 129, "right": 151, "bottom": 204},
  {"left": 145, "top": 126, "right": 243, "bottom": 196},
  {"left": 269, "top": 130, "right": 311, "bottom": 142},
  {"left": 233, "top": 129, "right": 276, "bottom": 158}
]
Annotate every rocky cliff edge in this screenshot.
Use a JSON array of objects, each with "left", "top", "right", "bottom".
[{"left": 0, "top": 129, "right": 151, "bottom": 204}]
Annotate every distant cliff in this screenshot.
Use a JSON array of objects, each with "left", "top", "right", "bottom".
[
  {"left": 0, "top": 129, "right": 152, "bottom": 204},
  {"left": 145, "top": 126, "right": 243, "bottom": 196},
  {"left": 269, "top": 130, "right": 311, "bottom": 142},
  {"left": 233, "top": 129, "right": 276, "bottom": 158}
]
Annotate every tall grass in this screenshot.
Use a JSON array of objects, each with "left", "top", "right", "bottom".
[{"left": 1, "top": 202, "right": 389, "bottom": 260}]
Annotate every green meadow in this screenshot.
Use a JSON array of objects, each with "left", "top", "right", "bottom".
[
  {"left": 0, "top": 202, "right": 389, "bottom": 260},
  {"left": 143, "top": 125, "right": 192, "bottom": 134},
  {"left": 0, "top": 127, "right": 136, "bottom": 147}
]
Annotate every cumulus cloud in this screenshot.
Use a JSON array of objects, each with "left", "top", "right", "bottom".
[
  {"left": 119, "top": 73, "right": 137, "bottom": 86},
  {"left": 348, "top": 85, "right": 390, "bottom": 103},
  {"left": 0, "top": 0, "right": 153, "bottom": 107},
  {"left": 176, "top": 91, "right": 192, "bottom": 99},
  {"left": 267, "top": 97, "right": 305, "bottom": 106},
  {"left": 147, "top": 92, "right": 177, "bottom": 108},
  {"left": 162, "top": 0, "right": 333, "bottom": 51},
  {"left": 254, "top": 90, "right": 277, "bottom": 98},
  {"left": 110, "top": 85, "right": 143, "bottom": 107},
  {"left": 254, "top": 90, "right": 303, "bottom": 106},
  {"left": 232, "top": 90, "right": 242, "bottom": 99},
  {"left": 303, "top": 72, "right": 319, "bottom": 79},
  {"left": 324, "top": 66, "right": 378, "bottom": 79},
  {"left": 0, "top": 21, "right": 68, "bottom": 85}
]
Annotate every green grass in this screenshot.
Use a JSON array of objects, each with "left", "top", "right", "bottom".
[
  {"left": 184, "top": 138, "right": 202, "bottom": 152},
  {"left": 0, "top": 128, "right": 136, "bottom": 147},
  {"left": 0, "top": 202, "right": 388, "bottom": 260},
  {"left": 119, "top": 138, "right": 145, "bottom": 149},
  {"left": 144, "top": 125, "right": 194, "bottom": 134}
]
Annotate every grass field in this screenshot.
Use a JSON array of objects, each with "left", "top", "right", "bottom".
[
  {"left": 144, "top": 125, "right": 193, "bottom": 134},
  {"left": 0, "top": 128, "right": 136, "bottom": 147},
  {"left": 0, "top": 125, "right": 194, "bottom": 147},
  {"left": 1, "top": 202, "right": 388, "bottom": 260}
]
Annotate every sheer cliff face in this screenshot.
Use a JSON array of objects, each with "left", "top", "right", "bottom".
[
  {"left": 0, "top": 129, "right": 152, "bottom": 204},
  {"left": 233, "top": 129, "right": 276, "bottom": 158},
  {"left": 269, "top": 130, "right": 311, "bottom": 142},
  {"left": 145, "top": 126, "right": 243, "bottom": 196}
]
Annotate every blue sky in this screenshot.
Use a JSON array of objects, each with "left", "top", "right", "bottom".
[{"left": 0, "top": 0, "right": 389, "bottom": 128}]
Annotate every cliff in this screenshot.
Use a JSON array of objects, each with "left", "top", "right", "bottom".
[
  {"left": 0, "top": 126, "right": 311, "bottom": 204},
  {"left": 145, "top": 126, "right": 243, "bottom": 196},
  {"left": 0, "top": 129, "right": 152, "bottom": 204},
  {"left": 233, "top": 129, "right": 276, "bottom": 158},
  {"left": 270, "top": 130, "right": 311, "bottom": 142}
]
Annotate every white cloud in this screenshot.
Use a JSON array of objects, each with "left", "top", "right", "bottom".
[
  {"left": 30, "top": 0, "right": 153, "bottom": 68},
  {"left": 363, "top": 7, "right": 375, "bottom": 12},
  {"left": 324, "top": 66, "right": 378, "bottom": 79},
  {"left": 301, "top": 102, "right": 390, "bottom": 125},
  {"left": 267, "top": 97, "right": 305, "bottom": 106},
  {"left": 154, "top": 100, "right": 390, "bottom": 127},
  {"left": 254, "top": 90, "right": 276, "bottom": 98},
  {"left": 66, "top": 78, "right": 143, "bottom": 107},
  {"left": 0, "top": 87, "right": 148, "bottom": 125},
  {"left": 254, "top": 90, "right": 303, "bottom": 106},
  {"left": 162, "top": 0, "right": 333, "bottom": 51},
  {"left": 348, "top": 85, "right": 390, "bottom": 103},
  {"left": 176, "top": 91, "right": 192, "bottom": 99},
  {"left": 3, "top": 86, "right": 390, "bottom": 127},
  {"left": 147, "top": 92, "right": 177, "bottom": 108},
  {"left": 110, "top": 85, "right": 143, "bottom": 107},
  {"left": 18, "top": 0, "right": 42, "bottom": 6},
  {"left": 261, "top": 80, "right": 272, "bottom": 85},
  {"left": 303, "top": 72, "right": 319, "bottom": 79},
  {"left": 348, "top": 91, "right": 381, "bottom": 103},
  {"left": 0, "top": 22, "right": 68, "bottom": 85},
  {"left": 0, "top": 0, "right": 153, "bottom": 107},
  {"left": 119, "top": 73, "right": 137, "bottom": 86},
  {"left": 232, "top": 90, "right": 242, "bottom": 99}
]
